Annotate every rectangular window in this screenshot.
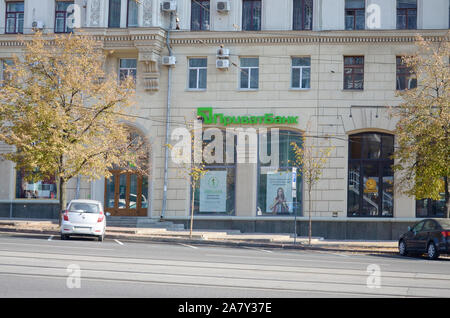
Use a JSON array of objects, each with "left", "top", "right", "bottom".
[
  {"left": 119, "top": 58, "right": 137, "bottom": 82},
  {"left": 188, "top": 58, "right": 207, "bottom": 90},
  {"left": 240, "top": 57, "right": 259, "bottom": 90},
  {"left": 15, "top": 170, "right": 57, "bottom": 200},
  {"left": 108, "top": 0, "right": 121, "bottom": 28},
  {"left": 293, "top": 0, "right": 313, "bottom": 30},
  {"left": 291, "top": 57, "right": 311, "bottom": 89},
  {"left": 127, "top": 0, "right": 139, "bottom": 27},
  {"left": 396, "top": 56, "right": 417, "bottom": 90},
  {"left": 6, "top": 2, "right": 24, "bottom": 34},
  {"left": 0, "top": 59, "right": 13, "bottom": 83},
  {"left": 191, "top": 0, "right": 210, "bottom": 31},
  {"left": 345, "top": 0, "right": 365, "bottom": 30},
  {"left": 397, "top": 0, "right": 417, "bottom": 30},
  {"left": 344, "top": 56, "right": 364, "bottom": 90},
  {"left": 242, "top": 0, "right": 261, "bottom": 31},
  {"left": 55, "top": 1, "right": 74, "bottom": 33}
]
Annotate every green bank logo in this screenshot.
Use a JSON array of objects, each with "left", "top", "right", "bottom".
[{"left": 197, "top": 107, "right": 298, "bottom": 126}]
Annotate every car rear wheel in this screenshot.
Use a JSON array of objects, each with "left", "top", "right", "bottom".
[
  {"left": 427, "top": 242, "right": 439, "bottom": 260},
  {"left": 399, "top": 240, "right": 408, "bottom": 256},
  {"left": 61, "top": 234, "right": 69, "bottom": 240}
]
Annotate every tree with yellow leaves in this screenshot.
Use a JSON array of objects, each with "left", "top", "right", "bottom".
[
  {"left": 290, "top": 125, "right": 333, "bottom": 245},
  {"left": 0, "top": 32, "right": 147, "bottom": 218},
  {"left": 392, "top": 34, "right": 450, "bottom": 218}
]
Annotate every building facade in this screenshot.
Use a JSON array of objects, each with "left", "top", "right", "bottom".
[{"left": 0, "top": 0, "right": 449, "bottom": 239}]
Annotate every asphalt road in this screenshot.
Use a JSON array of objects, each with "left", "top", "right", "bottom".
[{"left": 0, "top": 232, "right": 449, "bottom": 298}]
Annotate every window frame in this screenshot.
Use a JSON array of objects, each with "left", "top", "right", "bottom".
[
  {"left": 118, "top": 58, "right": 137, "bottom": 83},
  {"left": 291, "top": 56, "right": 311, "bottom": 90},
  {"left": 108, "top": 0, "right": 121, "bottom": 28},
  {"left": 127, "top": 0, "right": 139, "bottom": 27},
  {"left": 242, "top": 0, "right": 262, "bottom": 31},
  {"left": 5, "top": 1, "right": 24, "bottom": 34},
  {"left": 239, "top": 57, "right": 259, "bottom": 90},
  {"left": 396, "top": 0, "right": 417, "bottom": 30},
  {"left": 343, "top": 56, "right": 364, "bottom": 90},
  {"left": 187, "top": 57, "right": 208, "bottom": 90},
  {"left": 190, "top": 0, "right": 210, "bottom": 31},
  {"left": 292, "top": 0, "right": 313, "bottom": 31},
  {"left": 396, "top": 56, "right": 417, "bottom": 91},
  {"left": 345, "top": 0, "right": 365, "bottom": 30},
  {"left": 54, "top": 1, "right": 74, "bottom": 33}
]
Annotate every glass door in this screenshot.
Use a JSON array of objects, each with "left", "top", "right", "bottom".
[{"left": 105, "top": 171, "right": 148, "bottom": 216}]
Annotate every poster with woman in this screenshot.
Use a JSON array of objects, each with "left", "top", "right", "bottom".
[{"left": 266, "top": 171, "right": 293, "bottom": 214}]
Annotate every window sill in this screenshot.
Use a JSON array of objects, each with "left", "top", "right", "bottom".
[
  {"left": 186, "top": 89, "right": 207, "bottom": 92},
  {"left": 290, "top": 87, "right": 311, "bottom": 91},
  {"left": 238, "top": 88, "right": 259, "bottom": 92}
]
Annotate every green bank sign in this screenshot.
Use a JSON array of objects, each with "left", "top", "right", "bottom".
[{"left": 197, "top": 107, "right": 298, "bottom": 127}]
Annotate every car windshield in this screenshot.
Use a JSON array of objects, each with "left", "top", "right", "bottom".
[
  {"left": 69, "top": 203, "right": 99, "bottom": 213},
  {"left": 437, "top": 219, "right": 450, "bottom": 229}
]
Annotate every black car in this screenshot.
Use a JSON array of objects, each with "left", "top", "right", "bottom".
[{"left": 399, "top": 218, "right": 450, "bottom": 259}]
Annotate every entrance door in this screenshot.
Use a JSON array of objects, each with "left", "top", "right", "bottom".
[{"left": 105, "top": 171, "right": 149, "bottom": 216}]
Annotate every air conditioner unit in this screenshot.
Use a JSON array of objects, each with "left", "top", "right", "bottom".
[
  {"left": 217, "top": 48, "right": 230, "bottom": 58},
  {"left": 217, "top": 1, "right": 230, "bottom": 12},
  {"left": 161, "top": 1, "right": 177, "bottom": 12},
  {"left": 162, "top": 56, "right": 176, "bottom": 66},
  {"left": 32, "top": 20, "right": 44, "bottom": 30},
  {"left": 216, "top": 59, "right": 229, "bottom": 69}
]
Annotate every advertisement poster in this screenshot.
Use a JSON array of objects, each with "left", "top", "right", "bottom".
[
  {"left": 199, "top": 170, "right": 227, "bottom": 213},
  {"left": 266, "top": 171, "right": 293, "bottom": 214}
]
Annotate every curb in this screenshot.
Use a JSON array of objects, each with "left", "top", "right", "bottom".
[{"left": 0, "top": 227, "right": 398, "bottom": 255}]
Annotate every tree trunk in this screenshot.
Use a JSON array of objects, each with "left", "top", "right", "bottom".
[
  {"left": 190, "top": 183, "right": 195, "bottom": 239},
  {"left": 308, "top": 187, "right": 312, "bottom": 246},
  {"left": 58, "top": 177, "right": 67, "bottom": 225},
  {"left": 445, "top": 176, "right": 449, "bottom": 219}
]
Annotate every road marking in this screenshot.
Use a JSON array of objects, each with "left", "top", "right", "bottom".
[
  {"left": 244, "top": 247, "right": 273, "bottom": 254},
  {"left": 114, "top": 240, "right": 124, "bottom": 246},
  {"left": 179, "top": 243, "right": 198, "bottom": 249},
  {"left": 48, "top": 236, "right": 54, "bottom": 241}
]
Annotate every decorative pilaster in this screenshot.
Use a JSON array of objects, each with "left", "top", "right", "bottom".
[{"left": 138, "top": 49, "right": 160, "bottom": 92}]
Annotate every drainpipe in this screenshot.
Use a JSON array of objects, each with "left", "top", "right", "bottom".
[
  {"left": 76, "top": 175, "right": 80, "bottom": 199},
  {"left": 161, "top": 12, "right": 174, "bottom": 220}
]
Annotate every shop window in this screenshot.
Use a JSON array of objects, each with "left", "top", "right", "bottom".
[
  {"left": 345, "top": 0, "right": 365, "bottom": 30},
  {"left": 188, "top": 58, "right": 207, "bottom": 90},
  {"left": 119, "top": 58, "right": 137, "bottom": 82},
  {"left": 291, "top": 57, "right": 311, "bottom": 89},
  {"left": 191, "top": 0, "right": 210, "bottom": 31},
  {"left": 193, "top": 130, "right": 236, "bottom": 215},
  {"left": 257, "top": 130, "right": 303, "bottom": 216},
  {"left": 397, "top": 0, "right": 417, "bottom": 30},
  {"left": 15, "top": 170, "right": 57, "bottom": 199},
  {"left": 344, "top": 56, "right": 364, "bottom": 90},
  {"left": 55, "top": 1, "right": 74, "bottom": 33},
  {"left": 127, "top": 0, "right": 139, "bottom": 27},
  {"left": 108, "top": 0, "right": 121, "bottom": 28},
  {"left": 348, "top": 133, "right": 394, "bottom": 217},
  {"left": 242, "top": 0, "right": 261, "bottom": 31},
  {"left": 6, "top": 1, "right": 24, "bottom": 34},
  {"left": 293, "top": 0, "right": 313, "bottom": 31},
  {"left": 396, "top": 56, "right": 417, "bottom": 90},
  {"left": 240, "top": 57, "right": 259, "bottom": 90}
]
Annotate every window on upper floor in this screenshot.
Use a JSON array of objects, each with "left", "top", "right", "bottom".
[
  {"left": 6, "top": 1, "right": 24, "bottom": 34},
  {"left": 242, "top": 0, "right": 261, "bottom": 31},
  {"left": 345, "top": 0, "right": 365, "bottom": 30},
  {"left": 188, "top": 58, "right": 207, "bottom": 90},
  {"left": 293, "top": 0, "right": 313, "bottom": 31},
  {"left": 119, "top": 59, "right": 137, "bottom": 82},
  {"left": 239, "top": 57, "right": 259, "bottom": 90},
  {"left": 396, "top": 56, "right": 417, "bottom": 90},
  {"left": 397, "top": 0, "right": 417, "bottom": 30},
  {"left": 291, "top": 57, "right": 311, "bottom": 89},
  {"left": 191, "top": 0, "right": 210, "bottom": 31},
  {"left": 127, "top": 0, "right": 139, "bottom": 27},
  {"left": 109, "top": 0, "right": 122, "bottom": 28},
  {"left": 344, "top": 56, "right": 364, "bottom": 90},
  {"left": 55, "top": 1, "right": 74, "bottom": 33}
]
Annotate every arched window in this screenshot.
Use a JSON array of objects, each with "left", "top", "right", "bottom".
[{"left": 348, "top": 132, "right": 394, "bottom": 217}]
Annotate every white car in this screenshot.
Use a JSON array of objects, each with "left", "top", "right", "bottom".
[{"left": 61, "top": 199, "right": 110, "bottom": 241}]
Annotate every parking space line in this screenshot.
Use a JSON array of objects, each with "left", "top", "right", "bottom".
[
  {"left": 114, "top": 239, "right": 124, "bottom": 246},
  {"left": 179, "top": 243, "right": 198, "bottom": 249}
]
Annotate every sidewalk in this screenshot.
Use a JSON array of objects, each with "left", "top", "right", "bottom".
[{"left": 0, "top": 219, "right": 399, "bottom": 254}]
